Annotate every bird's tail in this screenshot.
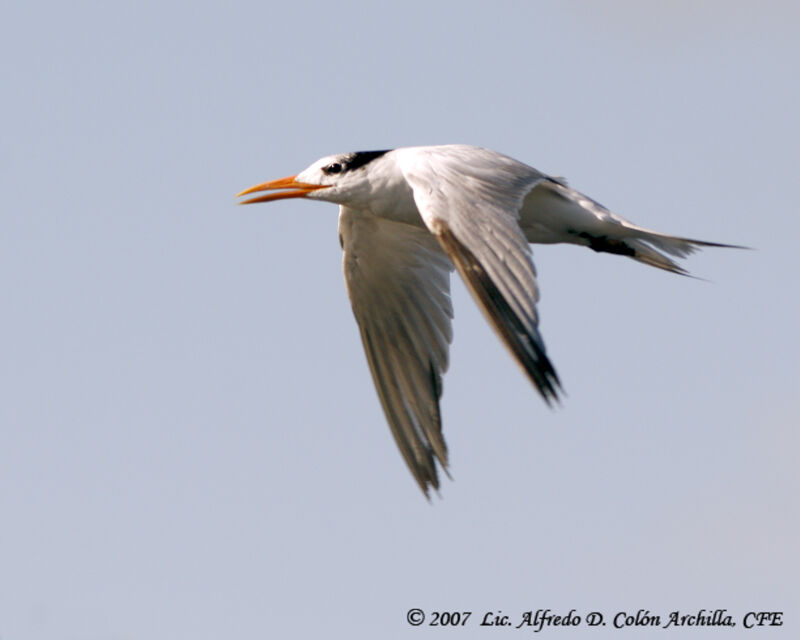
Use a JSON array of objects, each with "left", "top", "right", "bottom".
[
  {"left": 584, "top": 231, "right": 745, "bottom": 276},
  {"left": 522, "top": 179, "right": 747, "bottom": 275}
]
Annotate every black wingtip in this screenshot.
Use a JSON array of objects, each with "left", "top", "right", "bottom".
[{"left": 435, "top": 221, "right": 564, "bottom": 409}]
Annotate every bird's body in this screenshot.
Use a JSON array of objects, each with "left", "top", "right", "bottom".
[{"left": 238, "top": 144, "right": 738, "bottom": 495}]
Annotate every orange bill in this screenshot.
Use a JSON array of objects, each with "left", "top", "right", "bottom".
[{"left": 236, "top": 175, "right": 329, "bottom": 204}]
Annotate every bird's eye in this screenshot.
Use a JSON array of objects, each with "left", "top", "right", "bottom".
[{"left": 324, "top": 162, "right": 343, "bottom": 175}]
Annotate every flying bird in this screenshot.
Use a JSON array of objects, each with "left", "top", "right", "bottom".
[{"left": 237, "top": 144, "right": 737, "bottom": 496}]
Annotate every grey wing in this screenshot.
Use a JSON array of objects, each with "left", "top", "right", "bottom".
[
  {"left": 398, "top": 145, "right": 561, "bottom": 403},
  {"left": 339, "top": 207, "right": 454, "bottom": 496}
]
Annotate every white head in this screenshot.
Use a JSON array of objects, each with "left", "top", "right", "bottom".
[{"left": 237, "top": 150, "right": 392, "bottom": 207}]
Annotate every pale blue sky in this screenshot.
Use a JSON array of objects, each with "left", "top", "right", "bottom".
[{"left": 2, "top": 1, "right": 798, "bottom": 638}]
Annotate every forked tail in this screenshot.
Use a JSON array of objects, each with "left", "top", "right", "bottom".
[{"left": 582, "top": 231, "right": 746, "bottom": 276}]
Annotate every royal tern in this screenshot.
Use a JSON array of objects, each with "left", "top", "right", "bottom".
[{"left": 238, "top": 144, "right": 738, "bottom": 496}]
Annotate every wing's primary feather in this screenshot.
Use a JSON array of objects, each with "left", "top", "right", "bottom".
[
  {"left": 339, "top": 207, "right": 454, "bottom": 496},
  {"left": 398, "top": 145, "right": 562, "bottom": 404}
]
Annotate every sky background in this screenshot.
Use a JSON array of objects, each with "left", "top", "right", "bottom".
[{"left": 2, "top": 1, "right": 798, "bottom": 638}]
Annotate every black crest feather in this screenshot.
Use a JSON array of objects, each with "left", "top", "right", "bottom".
[{"left": 344, "top": 150, "right": 391, "bottom": 172}]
